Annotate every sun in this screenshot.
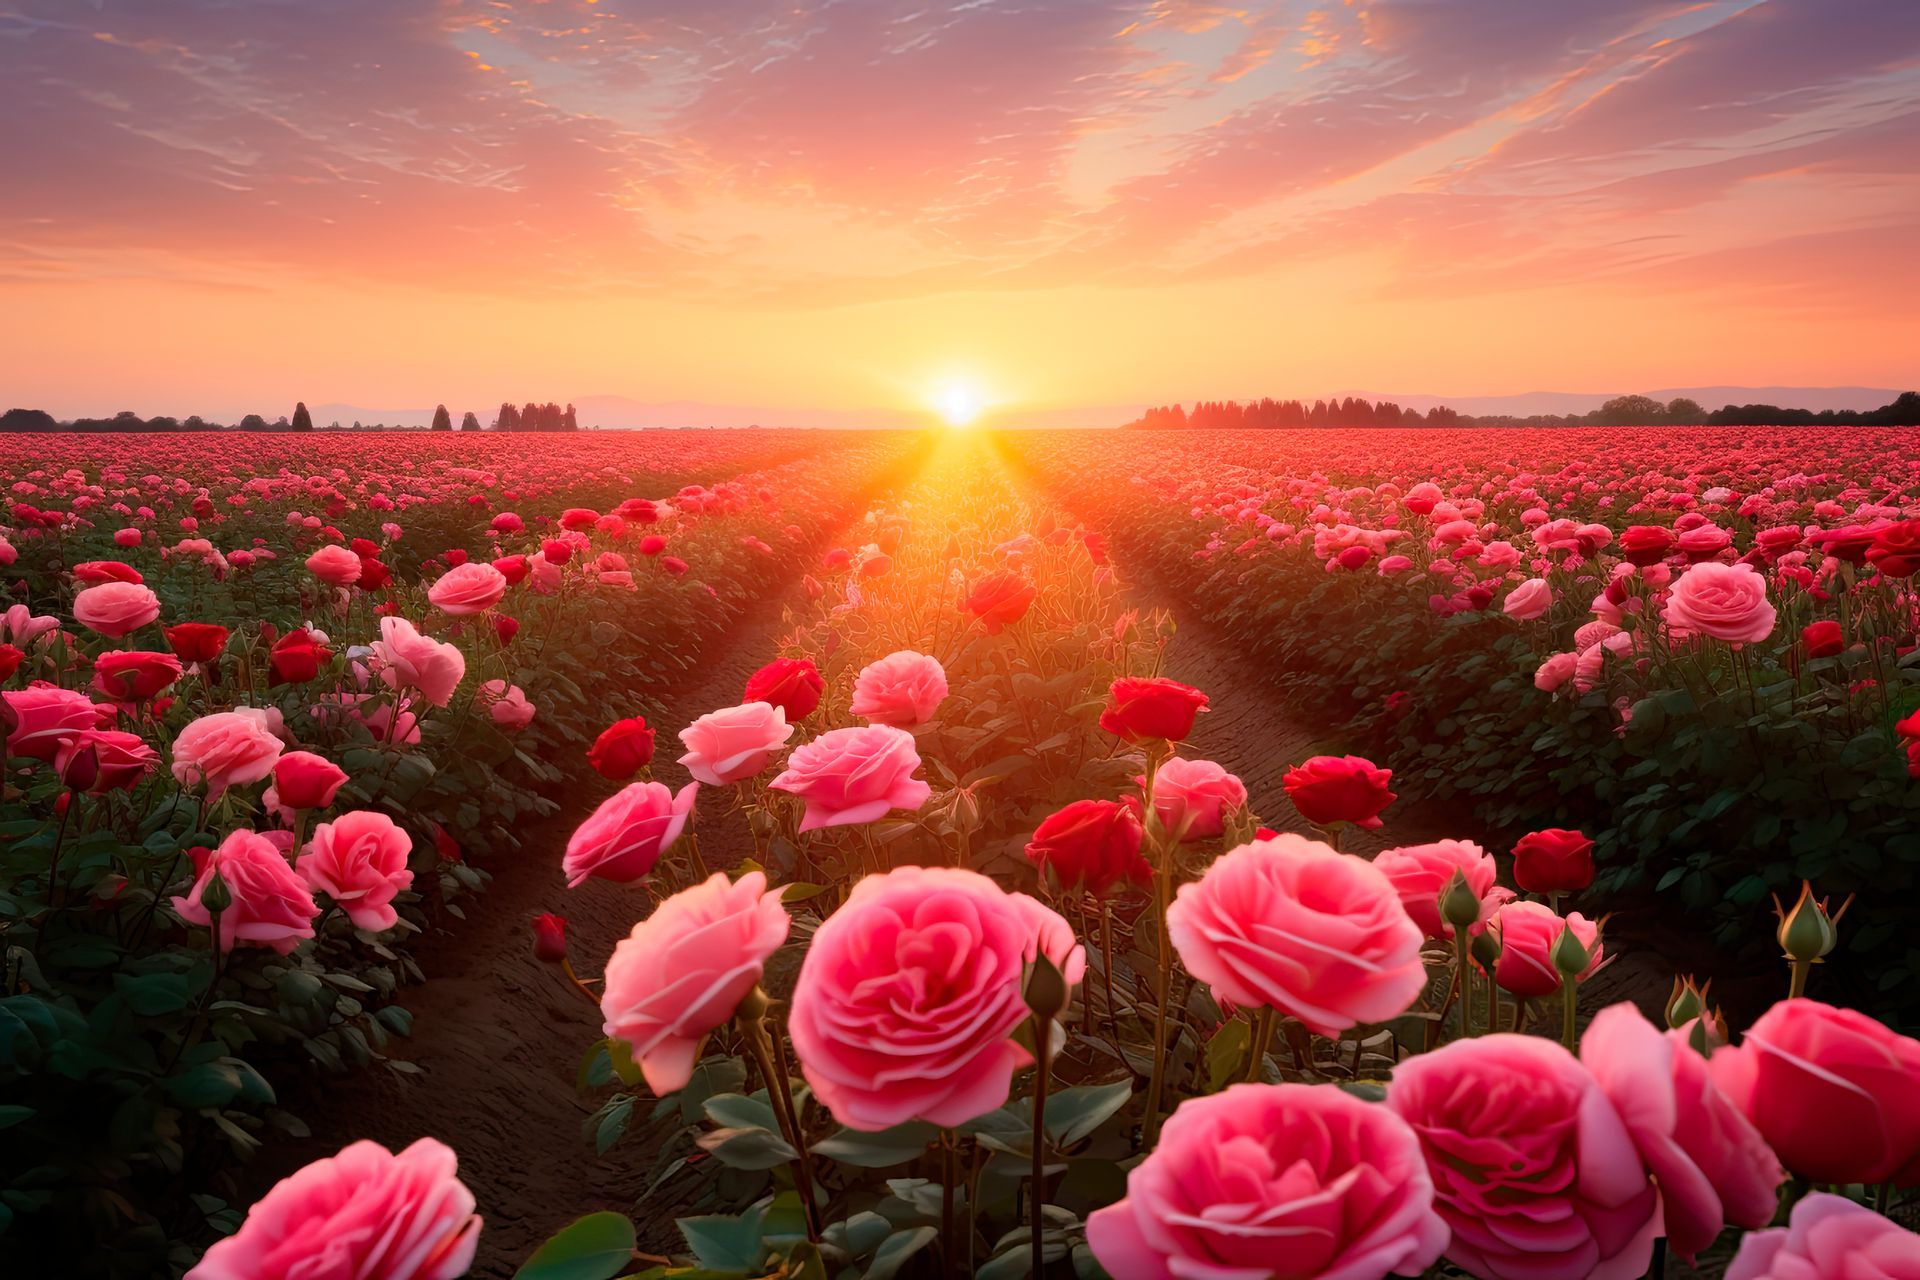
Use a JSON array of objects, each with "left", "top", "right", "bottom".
[{"left": 932, "top": 381, "right": 984, "bottom": 427}]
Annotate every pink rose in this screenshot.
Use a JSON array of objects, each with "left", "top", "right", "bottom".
[
  {"left": 371, "top": 616, "right": 466, "bottom": 707},
  {"left": 1708, "top": 998, "right": 1920, "bottom": 1187},
  {"left": 56, "top": 728, "right": 158, "bottom": 793},
  {"left": 1581, "top": 1003, "right": 1782, "bottom": 1258},
  {"left": 1490, "top": 901, "right": 1603, "bottom": 998},
  {"left": 3, "top": 683, "right": 101, "bottom": 760},
  {"left": 186, "top": 1138, "right": 478, "bottom": 1280},
  {"left": 72, "top": 581, "right": 161, "bottom": 637},
  {"left": 427, "top": 561, "right": 508, "bottom": 615},
  {"left": 768, "top": 724, "right": 930, "bottom": 832},
  {"left": 171, "top": 708, "right": 285, "bottom": 796},
  {"left": 1143, "top": 756, "right": 1246, "bottom": 841},
  {"left": 172, "top": 829, "right": 319, "bottom": 955},
  {"left": 562, "top": 779, "right": 698, "bottom": 887},
  {"left": 304, "top": 544, "right": 363, "bottom": 587},
  {"left": 1087, "top": 1083, "right": 1448, "bottom": 1280},
  {"left": 1535, "top": 650, "right": 1578, "bottom": 693},
  {"left": 481, "top": 679, "right": 534, "bottom": 731},
  {"left": 849, "top": 649, "right": 949, "bottom": 726},
  {"left": 1726, "top": 1192, "right": 1920, "bottom": 1280},
  {"left": 600, "top": 870, "right": 790, "bottom": 1094},
  {"left": 1503, "top": 577, "right": 1552, "bottom": 620},
  {"left": 676, "top": 701, "right": 794, "bottom": 786},
  {"left": 1663, "top": 560, "right": 1776, "bottom": 644},
  {"left": 1371, "top": 838, "right": 1497, "bottom": 940},
  {"left": 297, "top": 810, "right": 414, "bottom": 932},
  {"left": 272, "top": 750, "right": 348, "bottom": 810},
  {"left": 1389, "top": 1034, "right": 1659, "bottom": 1280},
  {"left": 789, "top": 865, "right": 1084, "bottom": 1130},
  {"left": 1167, "top": 833, "right": 1426, "bottom": 1037}
]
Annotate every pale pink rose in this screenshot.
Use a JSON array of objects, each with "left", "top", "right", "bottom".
[
  {"left": 768, "top": 724, "right": 930, "bottom": 832},
  {"left": 172, "top": 829, "right": 319, "bottom": 955},
  {"left": 186, "top": 1138, "right": 479, "bottom": 1280},
  {"left": 677, "top": 701, "right": 794, "bottom": 786},
  {"left": 2, "top": 603, "right": 61, "bottom": 648},
  {"left": 1663, "top": 560, "right": 1776, "bottom": 644},
  {"left": 1390, "top": 1034, "right": 1659, "bottom": 1280},
  {"left": 1535, "top": 650, "right": 1577, "bottom": 693},
  {"left": 1490, "top": 901, "right": 1604, "bottom": 999},
  {"left": 297, "top": 810, "right": 414, "bottom": 932},
  {"left": 171, "top": 708, "right": 285, "bottom": 796},
  {"left": 304, "top": 544, "right": 363, "bottom": 587},
  {"left": 600, "top": 870, "right": 790, "bottom": 1094},
  {"left": 3, "top": 683, "right": 101, "bottom": 760},
  {"left": 427, "top": 561, "right": 508, "bottom": 615},
  {"left": 563, "top": 779, "right": 698, "bottom": 887},
  {"left": 1726, "top": 1192, "right": 1920, "bottom": 1280},
  {"left": 1167, "top": 833, "right": 1426, "bottom": 1036},
  {"left": 72, "top": 581, "right": 161, "bottom": 637},
  {"left": 789, "top": 865, "right": 1084, "bottom": 1131},
  {"left": 481, "top": 679, "right": 534, "bottom": 731},
  {"left": 1503, "top": 577, "right": 1552, "bottom": 620},
  {"left": 1143, "top": 756, "right": 1246, "bottom": 841},
  {"left": 1087, "top": 1083, "right": 1448, "bottom": 1280},
  {"left": 1581, "top": 1004, "right": 1782, "bottom": 1259},
  {"left": 849, "top": 649, "right": 949, "bottom": 726},
  {"left": 1372, "top": 838, "right": 1497, "bottom": 940},
  {"left": 371, "top": 616, "right": 466, "bottom": 707}
]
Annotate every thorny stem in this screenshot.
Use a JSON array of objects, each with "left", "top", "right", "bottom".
[{"left": 737, "top": 1012, "right": 822, "bottom": 1243}]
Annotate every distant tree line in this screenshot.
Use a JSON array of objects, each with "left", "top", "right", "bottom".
[
  {"left": 1125, "top": 391, "right": 1920, "bottom": 429},
  {"left": 1, "top": 399, "right": 585, "bottom": 432}
]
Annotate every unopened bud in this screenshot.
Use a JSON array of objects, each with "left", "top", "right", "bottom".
[
  {"left": 1439, "top": 869, "right": 1482, "bottom": 934},
  {"left": 200, "top": 868, "right": 232, "bottom": 915},
  {"left": 1470, "top": 930, "right": 1501, "bottom": 973},
  {"left": 1685, "top": 1008, "right": 1731, "bottom": 1056},
  {"left": 1023, "top": 951, "right": 1070, "bottom": 1024},
  {"left": 1775, "top": 882, "right": 1849, "bottom": 964},
  {"left": 1664, "top": 975, "right": 1707, "bottom": 1030},
  {"left": 736, "top": 984, "right": 771, "bottom": 1023},
  {"left": 1550, "top": 921, "right": 1591, "bottom": 979},
  {"left": 531, "top": 912, "right": 567, "bottom": 964}
]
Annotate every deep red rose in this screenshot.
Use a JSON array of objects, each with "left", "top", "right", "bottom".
[
  {"left": 532, "top": 912, "right": 568, "bottom": 963},
  {"left": 587, "top": 716, "right": 656, "bottom": 780},
  {"left": 0, "top": 644, "right": 24, "bottom": 681},
  {"left": 1512, "top": 828, "right": 1595, "bottom": 895},
  {"left": 493, "top": 614, "right": 520, "bottom": 645},
  {"left": 1025, "top": 797, "right": 1150, "bottom": 897},
  {"left": 72, "top": 560, "right": 144, "bottom": 585},
  {"left": 1283, "top": 755, "right": 1395, "bottom": 830},
  {"left": 1867, "top": 520, "right": 1920, "bottom": 578},
  {"left": 357, "top": 557, "right": 393, "bottom": 591},
  {"left": 1802, "top": 620, "right": 1844, "bottom": 659},
  {"left": 1815, "top": 525, "right": 1879, "bottom": 565},
  {"left": 492, "top": 555, "right": 530, "bottom": 585},
  {"left": 165, "top": 622, "right": 230, "bottom": 664},
  {"left": 742, "top": 657, "right": 825, "bottom": 721},
  {"left": 269, "top": 627, "right": 331, "bottom": 685},
  {"left": 91, "top": 650, "right": 184, "bottom": 702},
  {"left": 962, "top": 571, "right": 1038, "bottom": 634},
  {"left": 1618, "top": 525, "right": 1675, "bottom": 567},
  {"left": 1099, "top": 676, "right": 1210, "bottom": 743},
  {"left": 540, "top": 538, "right": 572, "bottom": 565}
]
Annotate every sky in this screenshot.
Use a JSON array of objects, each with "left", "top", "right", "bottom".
[{"left": 2, "top": 0, "right": 1918, "bottom": 425}]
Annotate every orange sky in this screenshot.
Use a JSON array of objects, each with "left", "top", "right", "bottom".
[{"left": 2, "top": 0, "right": 1917, "bottom": 424}]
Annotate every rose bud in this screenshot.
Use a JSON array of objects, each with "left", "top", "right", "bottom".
[
  {"left": 531, "top": 912, "right": 568, "bottom": 964},
  {"left": 1801, "top": 619, "right": 1843, "bottom": 659}
]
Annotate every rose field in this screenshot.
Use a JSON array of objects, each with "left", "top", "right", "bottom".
[{"left": 4, "top": 425, "right": 1920, "bottom": 1280}]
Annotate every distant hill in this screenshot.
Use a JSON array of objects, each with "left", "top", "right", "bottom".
[{"left": 1339, "top": 386, "right": 1904, "bottom": 418}]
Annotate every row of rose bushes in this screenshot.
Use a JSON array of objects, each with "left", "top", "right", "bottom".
[
  {"left": 1008, "top": 427, "right": 1920, "bottom": 1013},
  {"left": 195, "top": 430, "right": 1920, "bottom": 1279},
  {"left": 0, "top": 433, "right": 923, "bottom": 1274}
]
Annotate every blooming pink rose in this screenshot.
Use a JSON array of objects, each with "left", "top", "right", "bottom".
[
  {"left": 481, "top": 679, "right": 534, "bottom": 731},
  {"left": 789, "top": 865, "right": 1084, "bottom": 1130},
  {"left": 1581, "top": 1004, "right": 1782, "bottom": 1259},
  {"left": 1663, "top": 560, "right": 1776, "bottom": 644},
  {"left": 1390, "top": 1034, "right": 1659, "bottom": 1280},
  {"left": 186, "top": 1137, "right": 478, "bottom": 1280},
  {"left": 72, "top": 581, "right": 161, "bottom": 637},
  {"left": 1143, "top": 756, "right": 1246, "bottom": 841},
  {"left": 171, "top": 708, "right": 285, "bottom": 796},
  {"left": 3, "top": 683, "right": 101, "bottom": 760},
  {"left": 600, "top": 870, "right": 790, "bottom": 1094},
  {"left": 1535, "top": 650, "right": 1578, "bottom": 693},
  {"left": 272, "top": 750, "right": 348, "bottom": 810},
  {"left": 676, "top": 701, "right": 793, "bottom": 786},
  {"left": 371, "top": 616, "right": 466, "bottom": 707},
  {"left": 297, "top": 810, "right": 414, "bottom": 932},
  {"left": 1371, "top": 838, "right": 1497, "bottom": 940},
  {"left": 1490, "top": 901, "right": 1603, "bottom": 998},
  {"left": 1503, "top": 577, "right": 1552, "bottom": 620},
  {"left": 1708, "top": 998, "right": 1920, "bottom": 1187},
  {"left": 1167, "top": 833, "right": 1426, "bottom": 1037},
  {"left": 304, "top": 544, "right": 363, "bottom": 588},
  {"left": 56, "top": 728, "right": 158, "bottom": 793},
  {"left": 1726, "top": 1192, "right": 1920, "bottom": 1280},
  {"left": 849, "top": 649, "right": 949, "bottom": 726},
  {"left": 172, "top": 829, "right": 319, "bottom": 955},
  {"left": 1087, "top": 1083, "right": 1448, "bottom": 1280},
  {"left": 768, "top": 724, "right": 930, "bottom": 833},
  {"left": 562, "top": 779, "right": 698, "bottom": 887},
  {"left": 427, "top": 561, "right": 508, "bottom": 615}
]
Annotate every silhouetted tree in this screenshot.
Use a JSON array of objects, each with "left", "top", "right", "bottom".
[
  {"left": 460, "top": 411, "right": 481, "bottom": 431},
  {"left": 1665, "top": 397, "right": 1705, "bottom": 423},
  {"left": 0, "top": 408, "right": 58, "bottom": 432},
  {"left": 430, "top": 404, "right": 453, "bottom": 432},
  {"left": 291, "top": 401, "right": 314, "bottom": 431}
]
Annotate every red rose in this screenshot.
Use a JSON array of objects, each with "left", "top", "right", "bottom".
[
  {"left": 165, "top": 622, "right": 230, "bottom": 664},
  {"left": 493, "top": 614, "right": 520, "bottom": 645},
  {"left": 272, "top": 750, "right": 349, "bottom": 810},
  {"left": 587, "top": 716, "right": 656, "bottom": 780},
  {"left": 1867, "top": 520, "right": 1920, "bottom": 578},
  {"left": 1814, "top": 525, "right": 1878, "bottom": 565},
  {"left": 91, "top": 650, "right": 184, "bottom": 702},
  {"left": 1801, "top": 620, "right": 1844, "bottom": 659},
  {"left": 540, "top": 538, "right": 572, "bottom": 565},
  {"left": 531, "top": 912, "right": 568, "bottom": 963},
  {"left": 1511, "top": 827, "right": 1595, "bottom": 895},
  {"left": 742, "top": 657, "right": 825, "bottom": 721},
  {"left": 1024, "top": 798, "right": 1149, "bottom": 897},
  {"left": 1099, "top": 676, "right": 1210, "bottom": 743},
  {"left": 269, "top": 628, "right": 331, "bottom": 685},
  {"left": 357, "top": 557, "right": 393, "bottom": 591},
  {"left": 1283, "top": 755, "right": 1395, "bottom": 830},
  {"left": 962, "top": 571, "right": 1037, "bottom": 634},
  {"left": 72, "top": 560, "right": 144, "bottom": 585},
  {"left": 492, "top": 555, "right": 530, "bottom": 585},
  {"left": 1618, "top": 525, "right": 1674, "bottom": 567},
  {"left": 0, "top": 644, "right": 22, "bottom": 681}
]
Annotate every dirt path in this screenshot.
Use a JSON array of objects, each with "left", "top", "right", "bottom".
[{"left": 242, "top": 587, "right": 806, "bottom": 1276}]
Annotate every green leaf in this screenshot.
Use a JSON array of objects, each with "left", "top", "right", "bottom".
[
  {"left": 0, "top": 1105, "right": 33, "bottom": 1131},
  {"left": 812, "top": 1120, "right": 936, "bottom": 1168},
  {"left": 701, "top": 1093, "right": 780, "bottom": 1131},
  {"left": 513, "top": 1212, "right": 638, "bottom": 1280},
  {"left": 1044, "top": 1079, "right": 1133, "bottom": 1148},
  {"left": 864, "top": 1227, "right": 938, "bottom": 1280},
  {"left": 695, "top": 1125, "right": 799, "bottom": 1171},
  {"left": 1205, "top": 1018, "right": 1250, "bottom": 1093},
  {"left": 677, "top": 1210, "right": 765, "bottom": 1272}
]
